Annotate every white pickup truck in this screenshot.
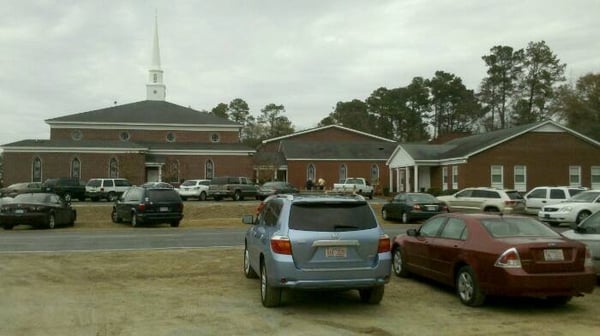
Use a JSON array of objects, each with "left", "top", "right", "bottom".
[{"left": 332, "top": 177, "right": 374, "bottom": 199}]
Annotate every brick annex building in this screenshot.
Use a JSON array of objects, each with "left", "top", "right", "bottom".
[{"left": 1, "top": 20, "right": 255, "bottom": 186}]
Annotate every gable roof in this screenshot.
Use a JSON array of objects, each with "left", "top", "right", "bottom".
[
  {"left": 262, "top": 124, "right": 396, "bottom": 144},
  {"left": 45, "top": 100, "right": 240, "bottom": 127},
  {"left": 281, "top": 140, "right": 397, "bottom": 160}
]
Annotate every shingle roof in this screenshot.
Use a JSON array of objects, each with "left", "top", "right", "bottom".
[
  {"left": 1, "top": 139, "right": 253, "bottom": 152},
  {"left": 45, "top": 100, "right": 240, "bottom": 126},
  {"left": 281, "top": 140, "right": 397, "bottom": 160}
]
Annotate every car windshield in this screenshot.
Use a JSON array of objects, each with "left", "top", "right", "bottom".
[
  {"left": 13, "top": 193, "right": 50, "bottom": 203},
  {"left": 568, "top": 191, "right": 600, "bottom": 203},
  {"left": 408, "top": 194, "right": 438, "bottom": 203},
  {"left": 481, "top": 217, "right": 561, "bottom": 238},
  {"left": 289, "top": 201, "right": 377, "bottom": 231},
  {"left": 146, "top": 190, "right": 181, "bottom": 202}
]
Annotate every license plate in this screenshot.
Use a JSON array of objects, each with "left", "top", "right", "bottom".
[
  {"left": 159, "top": 207, "right": 169, "bottom": 212},
  {"left": 544, "top": 249, "right": 564, "bottom": 261},
  {"left": 427, "top": 205, "right": 437, "bottom": 211},
  {"left": 325, "top": 247, "right": 347, "bottom": 258},
  {"left": 15, "top": 209, "right": 24, "bottom": 214},
  {"left": 544, "top": 214, "right": 550, "bottom": 218}
]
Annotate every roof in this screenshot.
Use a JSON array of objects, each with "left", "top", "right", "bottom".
[
  {"left": 262, "top": 124, "right": 396, "bottom": 144},
  {"left": 45, "top": 100, "right": 241, "bottom": 127},
  {"left": 281, "top": 140, "right": 397, "bottom": 160}
]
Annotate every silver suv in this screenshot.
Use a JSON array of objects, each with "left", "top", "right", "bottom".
[
  {"left": 242, "top": 194, "right": 391, "bottom": 307},
  {"left": 524, "top": 186, "right": 587, "bottom": 215},
  {"left": 436, "top": 187, "right": 525, "bottom": 214},
  {"left": 86, "top": 178, "right": 132, "bottom": 202}
]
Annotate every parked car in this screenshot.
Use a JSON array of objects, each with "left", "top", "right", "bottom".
[
  {"left": 111, "top": 186, "right": 183, "bottom": 227},
  {"left": 209, "top": 176, "right": 258, "bottom": 201},
  {"left": 176, "top": 179, "right": 210, "bottom": 201},
  {"left": 242, "top": 194, "right": 391, "bottom": 307},
  {"left": 523, "top": 186, "right": 587, "bottom": 215},
  {"left": 42, "top": 178, "right": 86, "bottom": 202},
  {"left": 1, "top": 192, "right": 77, "bottom": 230},
  {"left": 255, "top": 181, "right": 299, "bottom": 200},
  {"left": 391, "top": 213, "right": 596, "bottom": 306},
  {"left": 436, "top": 187, "right": 525, "bottom": 214},
  {"left": 381, "top": 192, "right": 448, "bottom": 223},
  {"left": 538, "top": 190, "right": 600, "bottom": 227},
  {"left": 0, "top": 182, "right": 43, "bottom": 198},
  {"left": 85, "top": 178, "right": 132, "bottom": 202},
  {"left": 562, "top": 210, "right": 600, "bottom": 276}
]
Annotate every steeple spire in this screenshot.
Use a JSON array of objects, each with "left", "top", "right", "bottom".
[{"left": 146, "top": 14, "right": 166, "bottom": 101}]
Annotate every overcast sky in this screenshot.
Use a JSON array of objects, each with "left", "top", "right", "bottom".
[{"left": 1, "top": 0, "right": 599, "bottom": 148}]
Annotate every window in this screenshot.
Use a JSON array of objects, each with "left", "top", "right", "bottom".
[
  {"left": 420, "top": 217, "right": 445, "bottom": 237},
  {"left": 71, "top": 130, "right": 82, "bottom": 141},
  {"left": 205, "top": 160, "right": 214, "bottom": 179},
  {"left": 153, "top": 73, "right": 158, "bottom": 83},
  {"left": 166, "top": 132, "right": 176, "bottom": 142},
  {"left": 592, "top": 166, "right": 600, "bottom": 190},
  {"left": 307, "top": 163, "right": 316, "bottom": 182},
  {"left": 371, "top": 164, "right": 379, "bottom": 185},
  {"left": 339, "top": 164, "right": 347, "bottom": 183},
  {"left": 569, "top": 166, "right": 581, "bottom": 187},
  {"left": 549, "top": 189, "right": 566, "bottom": 199},
  {"left": 440, "top": 218, "right": 467, "bottom": 240},
  {"left": 32, "top": 157, "right": 42, "bottom": 182},
  {"left": 71, "top": 158, "right": 81, "bottom": 179},
  {"left": 210, "top": 133, "right": 220, "bottom": 143},
  {"left": 490, "top": 165, "right": 503, "bottom": 189},
  {"left": 442, "top": 167, "right": 448, "bottom": 191},
  {"left": 119, "top": 131, "right": 130, "bottom": 141},
  {"left": 109, "top": 158, "right": 119, "bottom": 178},
  {"left": 514, "top": 165, "right": 526, "bottom": 192},
  {"left": 452, "top": 166, "right": 458, "bottom": 190}
]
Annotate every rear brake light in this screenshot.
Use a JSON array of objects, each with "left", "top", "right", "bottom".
[
  {"left": 495, "top": 247, "right": 522, "bottom": 268},
  {"left": 270, "top": 236, "right": 292, "bottom": 255},
  {"left": 585, "top": 247, "right": 594, "bottom": 268},
  {"left": 137, "top": 203, "right": 146, "bottom": 212},
  {"left": 504, "top": 200, "right": 516, "bottom": 206},
  {"left": 378, "top": 234, "right": 391, "bottom": 253}
]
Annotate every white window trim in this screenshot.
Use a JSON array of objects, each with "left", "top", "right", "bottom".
[
  {"left": 442, "top": 166, "right": 448, "bottom": 191},
  {"left": 451, "top": 166, "right": 458, "bottom": 190},
  {"left": 490, "top": 165, "right": 503, "bottom": 189},
  {"left": 569, "top": 166, "right": 582, "bottom": 187},
  {"left": 592, "top": 166, "right": 600, "bottom": 190},
  {"left": 514, "top": 165, "right": 527, "bottom": 192}
]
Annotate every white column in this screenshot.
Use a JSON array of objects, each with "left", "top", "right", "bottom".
[
  {"left": 405, "top": 167, "right": 410, "bottom": 192},
  {"left": 388, "top": 167, "right": 393, "bottom": 193},
  {"left": 414, "top": 165, "right": 419, "bottom": 192}
]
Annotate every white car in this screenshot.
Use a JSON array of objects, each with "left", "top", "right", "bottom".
[
  {"left": 176, "top": 179, "right": 210, "bottom": 201},
  {"left": 562, "top": 210, "right": 600, "bottom": 276},
  {"left": 538, "top": 190, "right": 600, "bottom": 227},
  {"left": 523, "top": 186, "right": 587, "bottom": 215}
]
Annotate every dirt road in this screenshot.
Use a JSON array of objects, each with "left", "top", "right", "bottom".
[{"left": 1, "top": 201, "right": 599, "bottom": 335}]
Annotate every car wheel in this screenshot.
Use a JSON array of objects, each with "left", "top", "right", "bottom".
[
  {"left": 546, "top": 296, "right": 572, "bottom": 306},
  {"left": 233, "top": 190, "right": 242, "bottom": 201},
  {"left": 170, "top": 221, "right": 180, "bottom": 228},
  {"left": 576, "top": 210, "right": 591, "bottom": 224},
  {"left": 401, "top": 212, "right": 410, "bottom": 224},
  {"left": 199, "top": 192, "right": 207, "bottom": 201},
  {"left": 47, "top": 214, "right": 56, "bottom": 229},
  {"left": 243, "top": 245, "right": 258, "bottom": 279},
  {"left": 368, "top": 191, "right": 373, "bottom": 200},
  {"left": 260, "top": 262, "right": 281, "bottom": 307},
  {"left": 131, "top": 213, "right": 138, "bottom": 227},
  {"left": 111, "top": 209, "right": 122, "bottom": 223},
  {"left": 392, "top": 247, "right": 410, "bottom": 278},
  {"left": 63, "top": 193, "right": 72, "bottom": 202},
  {"left": 359, "top": 285, "right": 384, "bottom": 304},
  {"left": 382, "top": 209, "right": 389, "bottom": 220},
  {"left": 107, "top": 192, "right": 117, "bottom": 202},
  {"left": 456, "top": 265, "right": 486, "bottom": 307}
]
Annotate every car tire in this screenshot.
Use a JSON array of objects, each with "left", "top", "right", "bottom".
[
  {"left": 576, "top": 210, "right": 591, "bottom": 224},
  {"left": 111, "top": 209, "right": 122, "bottom": 223},
  {"left": 243, "top": 245, "right": 258, "bottom": 279},
  {"left": 456, "top": 265, "right": 486, "bottom": 307},
  {"left": 546, "top": 296, "right": 572, "bottom": 306},
  {"left": 107, "top": 192, "right": 117, "bottom": 202},
  {"left": 368, "top": 191, "right": 373, "bottom": 200},
  {"left": 170, "top": 221, "right": 180, "bottom": 228},
  {"left": 401, "top": 212, "right": 410, "bottom": 224},
  {"left": 199, "top": 192, "right": 207, "bottom": 201},
  {"left": 47, "top": 214, "right": 56, "bottom": 229},
  {"left": 392, "top": 247, "right": 410, "bottom": 278},
  {"left": 63, "top": 193, "right": 72, "bottom": 203},
  {"left": 260, "top": 262, "right": 281, "bottom": 307},
  {"left": 131, "top": 213, "right": 138, "bottom": 227},
  {"left": 359, "top": 285, "right": 384, "bottom": 304},
  {"left": 233, "top": 190, "right": 242, "bottom": 201}
]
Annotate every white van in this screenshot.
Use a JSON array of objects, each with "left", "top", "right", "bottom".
[{"left": 86, "top": 178, "right": 132, "bottom": 201}]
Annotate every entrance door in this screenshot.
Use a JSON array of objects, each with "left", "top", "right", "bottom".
[{"left": 146, "top": 167, "right": 159, "bottom": 182}]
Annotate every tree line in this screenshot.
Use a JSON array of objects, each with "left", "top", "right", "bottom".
[{"left": 209, "top": 40, "right": 600, "bottom": 145}]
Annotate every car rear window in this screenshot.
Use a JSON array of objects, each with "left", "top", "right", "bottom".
[
  {"left": 288, "top": 202, "right": 377, "bottom": 231},
  {"left": 481, "top": 217, "right": 560, "bottom": 238},
  {"left": 147, "top": 190, "right": 181, "bottom": 202},
  {"left": 505, "top": 191, "right": 524, "bottom": 200}
]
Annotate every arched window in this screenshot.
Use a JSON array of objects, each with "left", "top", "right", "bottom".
[
  {"left": 205, "top": 159, "right": 214, "bottom": 179},
  {"left": 370, "top": 164, "right": 380, "bottom": 185},
  {"left": 71, "top": 158, "right": 81, "bottom": 179},
  {"left": 32, "top": 157, "right": 42, "bottom": 182},
  {"left": 339, "top": 164, "right": 347, "bottom": 183},
  {"left": 109, "top": 158, "right": 119, "bottom": 178},
  {"left": 307, "top": 163, "right": 316, "bottom": 182}
]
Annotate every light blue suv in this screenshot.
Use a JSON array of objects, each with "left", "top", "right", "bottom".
[{"left": 243, "top": 194, "right": 391, "bottom": 307}]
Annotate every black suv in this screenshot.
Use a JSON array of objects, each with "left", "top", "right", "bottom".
[
  {"left": 111, "top": 186, "right": 183, "bottom": 227},
  {"left": 42, "top": 178, "right": 86, "bottom": 202}
]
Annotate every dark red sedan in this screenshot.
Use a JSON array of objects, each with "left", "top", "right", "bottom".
[{"left": 391, "top": 213, "right": 596, "bottom": 306}]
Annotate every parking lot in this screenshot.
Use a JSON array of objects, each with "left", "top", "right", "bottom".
[{"left": 0, "top": 201, "right": 599, "bottom": 335}]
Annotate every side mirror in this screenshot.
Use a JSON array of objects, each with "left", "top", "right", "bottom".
[
  {"left": 407, "top": 228, "right": 418, "bottom": 237},
  {"left": 242, "top": 214, "right": 256, "bottom": 225}
]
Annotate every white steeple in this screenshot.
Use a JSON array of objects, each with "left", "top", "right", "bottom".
[{"left": 146, "top": 14, "right": 166, "bottom": 101}]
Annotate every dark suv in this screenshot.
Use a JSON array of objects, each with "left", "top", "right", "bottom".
[
  {"left": 42, "top": 178, "right": 86, "bottom": 202},
  {"left": 111, "top": 186, "right": 183, "bottom": 227},
  {"left": 242, "top": 194, "right": 391, "bottom": 307}
]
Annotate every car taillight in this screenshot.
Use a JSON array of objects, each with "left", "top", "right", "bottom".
[
  {"left": 137, "top": 203, "right": 146, "bottom": 212},
  {"left": 270, "top": 236, "right": 292, "bottom": 255},
  {"left": 495, "top": 247, "right": 522, "bottom": 268},
  {"left": 378, "top": 234, "right": 391, "bottom": 253},
  {"left": 585, "top": 247, "right": 594, "bottom": 268},
  {"left": 504, "top": 200, "right": 516, "bottom": 206}
]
